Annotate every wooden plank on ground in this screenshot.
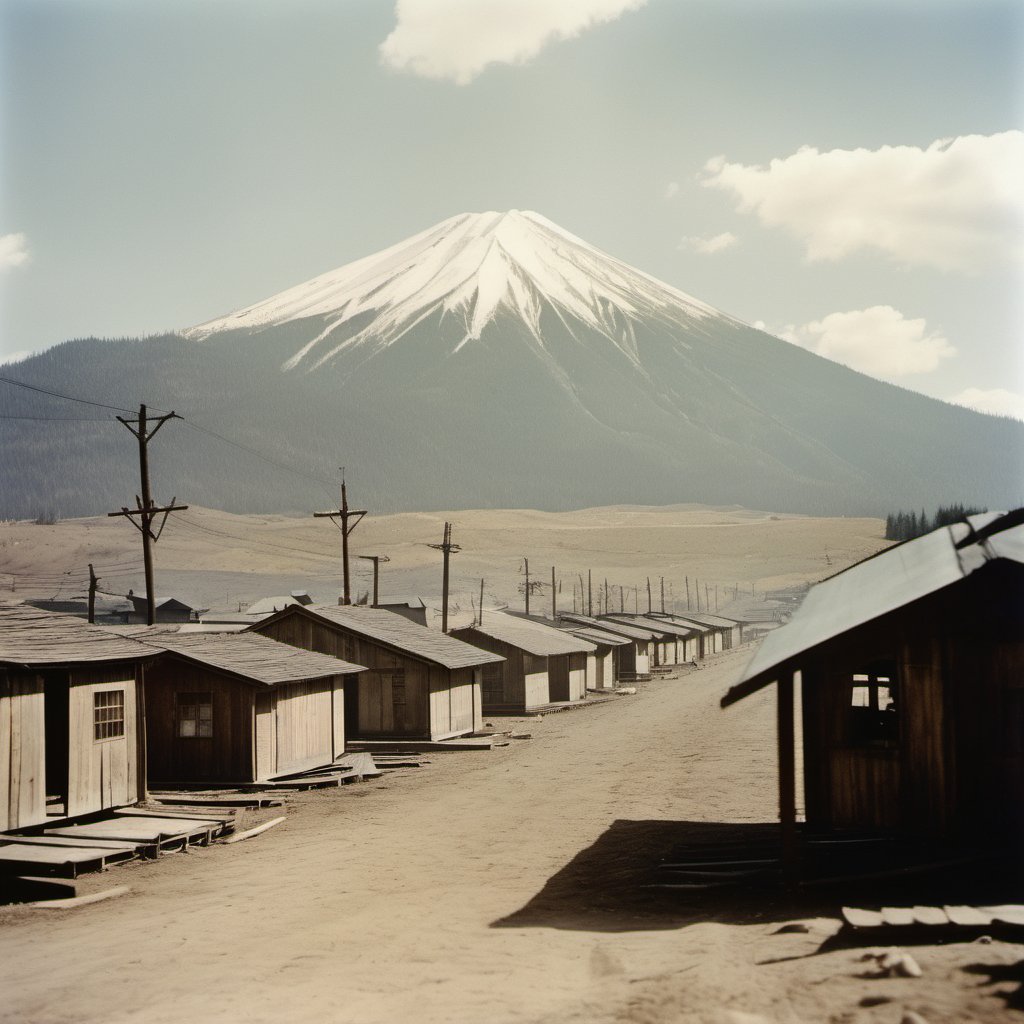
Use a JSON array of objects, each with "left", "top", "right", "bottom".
[
  {"left": 880, "top": 906, "right": 915, "bottom": 926},
  {"left": 944, "top": 905, "right": 994, "bottom": 926},
  {"left": 0, "top": 834, "right": 139, "bottom": 853},
  {"left": 842, "top": 907, "right": 884, "bottom": 928},
  {"left": 912, "top": 906, "right": 950, "bottom": 926},
  {"left": 0, "top": 844, "right": 110, "bottom": 873}
]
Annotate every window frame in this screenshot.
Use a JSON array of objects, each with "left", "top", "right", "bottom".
[
  {"left": 93, "top": 689, "right": 126, "bottom": 742},
  {"left": 176, "top": 691, "right": 214, "bottom": 739}
]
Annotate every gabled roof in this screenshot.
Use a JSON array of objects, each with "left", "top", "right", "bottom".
[
  {"left": 655, "top": 614, "right": 712, "bottom": 633},
  {"left": 661, "top": 611, "right": 738, "bottom": 630},
  {"left": 138, "top": 631, "right": 365, "bottom": 686},
  {"left": 0, "top": 601, "right": 152, "bottom": 667},
  {"left": 376, "top": 595, "right": 427, "bottom": 609},
  {"left": 254, "top": 604, "right": 504, "bottom": 670},
  {"left": 454, "top": 611, "right": 596, "bottom": 656},
  {"left": 560, "top": 625, "right": 630, "bottom": 647},
  {"left": 129, "top": 595, "right": 197, "bottom": 612},
  {"left": 245, "top": 595, "right": 305, "bottom": 616},
  {"left": 559, "top": 613, "right": 657, "bottom": 642},
  {"left": 722, "top": 510, "right": 1024, "bottom": 707},
  {"left": 602, "top": 614, "right": 698, "bottom": 639}
]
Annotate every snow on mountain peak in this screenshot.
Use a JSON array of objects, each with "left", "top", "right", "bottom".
[{"left": 183, "top": 210, "right": 729, "bottom": 369}]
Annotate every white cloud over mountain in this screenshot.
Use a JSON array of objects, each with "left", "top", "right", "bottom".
[
  {"left": 764, "top": 305, "right": 956, "bottom": 380},
  {"left": 949, "top": 387, "right": 1024, "bottom": 421},
  {"left": 379, "top": 0, "right": 647, "bottom": 85},
  {"left": 701, "top": 131, "right": 1024, "bottom": 272},
  {"left": 0, "top": 232, "right": 29, "bottom": 270},
  {"left": 679, "top": 232, "right": 737, "bottom": 254}
]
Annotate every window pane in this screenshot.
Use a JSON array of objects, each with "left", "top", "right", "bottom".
[
  {"left": 851, "top": 685, "right": 871, "bottom": 707},
  {"left": 180, "top": 719, "right": 196, "bottom": 737}
]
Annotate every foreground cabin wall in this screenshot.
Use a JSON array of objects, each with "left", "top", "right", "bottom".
[
  {"left": 0, "top": 670, "right": 46, "bottom": 830},
  {"left": 67, "top": 665, "right": 142, "bottom": 817},
  {"left": 270, "top": 678, "right": 339, "bottom": 776},
  {"left": 800, "top": 566, "right": 1024, "bottom": 840}
]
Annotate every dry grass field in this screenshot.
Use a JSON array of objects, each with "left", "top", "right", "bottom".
[{"left": 0, "top": 503, "right": 886, "bottom": 619}]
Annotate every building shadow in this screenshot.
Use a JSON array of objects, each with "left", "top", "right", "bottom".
[
  {"left": 492, "top": 819, "right": 1023, "bottom": 935},
  {"left": 961, "top": 960, "right": 1024, "bottom": 1011}
]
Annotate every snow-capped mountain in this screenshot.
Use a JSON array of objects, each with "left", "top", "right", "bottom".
[
  {"left": 3, "top": 211, "right": 1021, "bottom": 520},
  {"left": 185, "top": 210, "right": 729, "bottom": 374}
]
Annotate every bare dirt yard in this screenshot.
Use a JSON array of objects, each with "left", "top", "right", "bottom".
[{"left": 1, "top": 649, "right": 1020, "bottom": 1024}]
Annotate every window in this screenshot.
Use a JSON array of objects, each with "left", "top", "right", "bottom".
[
  {"left": 93, "top": 690, "right": 125, "bottom": 741},
  {"left": 390, "top": 669, "right": 406, "bottom": 711},
  {"left": 177, "top": 692, "right": 213, "bottom": 738},
  {"left": 848, "top": 660, "right": 898, "bottom": 747}
]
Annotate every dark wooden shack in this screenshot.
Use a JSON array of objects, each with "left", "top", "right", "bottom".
[
  {"left": 128, "top": 595, "right": 200, "bottom": 625},
  {"left": 721, "top": 511, "right": 1024, "bottom": 855},
  {"left": 140, "top": 631, "right": 365, "bottom": 785},
  {"left": 253, "top": 605, "right": 502, "bottom": 741},
  {"left": 1, "top": 602, "right": 151, "bottom": 830},
  {"left": 452, "top": 612, "right": 595, "bottom": 713}
]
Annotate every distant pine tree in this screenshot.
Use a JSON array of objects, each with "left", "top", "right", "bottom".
[{"left": 884, "top": 503, "right": 988, "bottom": 541}]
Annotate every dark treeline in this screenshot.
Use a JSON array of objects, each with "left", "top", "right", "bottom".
[{"left": 885, "top": 503, "right": 988, "bottom": 542}]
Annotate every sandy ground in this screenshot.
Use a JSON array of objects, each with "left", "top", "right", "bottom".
[
  {"left": 1, "top": 649, "right": 1020, "bottom": 1024},
  {"left": 0, "top": 503, "right": 886, "bottom": 620}
]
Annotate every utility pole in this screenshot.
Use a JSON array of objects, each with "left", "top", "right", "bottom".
[
  {"left": 551, "top": 566, "right": 556, "bottom": 620},
  {"left": 429, "top": 522, "right": 460, "bottom": 632},
  {"left": 705, "top": 581, "right": 711, "bottom": 612},
  {"left": 523, "top": 558, "right": 531, "bottom": 615},
  {"left": 479, "top": 578, "right": 485, "bottom": 626},
  {"left": 604, "top": 578, "right": 609, "bottom": 616},
  {"left": 685, "top": 576, "right": 691, "bottom": 611},
  {"left": 646, "top": 576, "right": 652, "bottom": 614},
  {"left": 619, "top": 585, "right": 624, "bottom": 613},
  {"left": 660, "top": 576, "right": 665, "bottom": 614},
  {"left": 314, "top": 473, "right": 367, "bottom": 605},
  {"left": 357, "top": 554, "right": 389, "bottom": 607},
  {"left": 87, "top": 563, "right": 98, "bottom": 624},
  {"left": 108, "top": 403, "right": 188, "bottom": 626},
  {"left": 587, "top": 570, "right": 593, "bottom": 617}
]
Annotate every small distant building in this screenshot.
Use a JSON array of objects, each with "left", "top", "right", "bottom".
[
  {"left": 559, "top": 625, "right": 629, "bottom": 691},
  {"left": 253, "top": 605, "right": 502, "bottom": 741},
  {"left": 559, "top": 613, "right": 655, "bottom": 681},
  {"left": 127, "top": 595, "right": 202, "bottom": 625},
  {"left": 0, "top": 602, "right": 151, "bottom": 830},
  {"left": 139, "top": 631, "right": 365, "bottom": 785},
  {"left": 452, "top": 612, "right": 596, "bottom": 713},
  {"left": 602, "top": 614, "right": 699, "bottom": 666},
  {"left": 663, "top": 611, "right": 742, "bottom": 649},
  {"left": 661, "top": 614, "right": 719, "bottom": 658},
  {"left": 374, "top": 596, "right": 428, "bottom": 627},
  {"left": 721, "top": 510, "right": 1024, "bottom": 855}
]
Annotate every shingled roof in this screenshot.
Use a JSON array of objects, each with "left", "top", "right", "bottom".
[
  {"left": 602, "top": 614, "right": 698, "bottom": 639},
  {"left": 0, "top": 601, "right": 152, "bottom": 667},
  {"left": 454, "top": 611, "right": 596, "bottom": 657},
  {"left": 558, "top": 613, "right": 657, "bottom": 642},
  {"left": 137, "top": 631, "right": 366, "bottom": 686},
  {"left": 255, "top": 604, "right": 504, "bottom": 671}
]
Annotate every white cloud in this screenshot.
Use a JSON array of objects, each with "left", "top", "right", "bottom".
[
  {"left": 664, "top": 181, "right": 679, "bottom": 199},
  {"left": 948, "top": 387, "right": 1024, "bottom": 421},
  {"left": 679, "top": 231, "right": 737, "bottom": 254},
  {"left": 701, "top": 131, "right": 1024, "bottom": 272},
  {"left": 771, "top": 305, "right": 956, "bottom": 380},
  {"left": 0, "top": 232, "right": 29, "bottom": 270},
  {"left": 379, "top": 0, "right": 647, "bottom": 85}
]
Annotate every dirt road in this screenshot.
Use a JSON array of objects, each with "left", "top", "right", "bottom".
[{"left": 1, "top": 649, "right": 1019, "bottom": 1024}]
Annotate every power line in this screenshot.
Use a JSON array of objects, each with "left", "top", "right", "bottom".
[
  {"left": 0, "top": 414, "right": 115, "bottom": 422},
  {"left": 169, "top": 512, "right": 335, "bottom": 561},
  {"left": 0, "top": 375, "right": 144, "bottom": 414}
]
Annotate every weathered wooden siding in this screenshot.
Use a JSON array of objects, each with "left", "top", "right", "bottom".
[
  {"left": 273, "top": 680, "right": 335, "bottom": 776},
  {"left": 453, "top": 631, "right": 550, "bottom": 713},
  {"left": 568, "top": 653, "right": 587, "bottom": 700},
  {"left": 429, "top": 665, "right": 479, "bottom": 740},
  {"left": 0, "top": 671, "right": 46, "bottom": 831},
  {"left": 146, "top": 661, "right": 253, "bottom": 784},
  {"left": 67, "top": 666, "right": 141, "bottom": 817}
]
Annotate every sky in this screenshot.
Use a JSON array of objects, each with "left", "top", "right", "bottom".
[{"left": 1, "top": 0, "right": 1022, "bottom": 417}]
